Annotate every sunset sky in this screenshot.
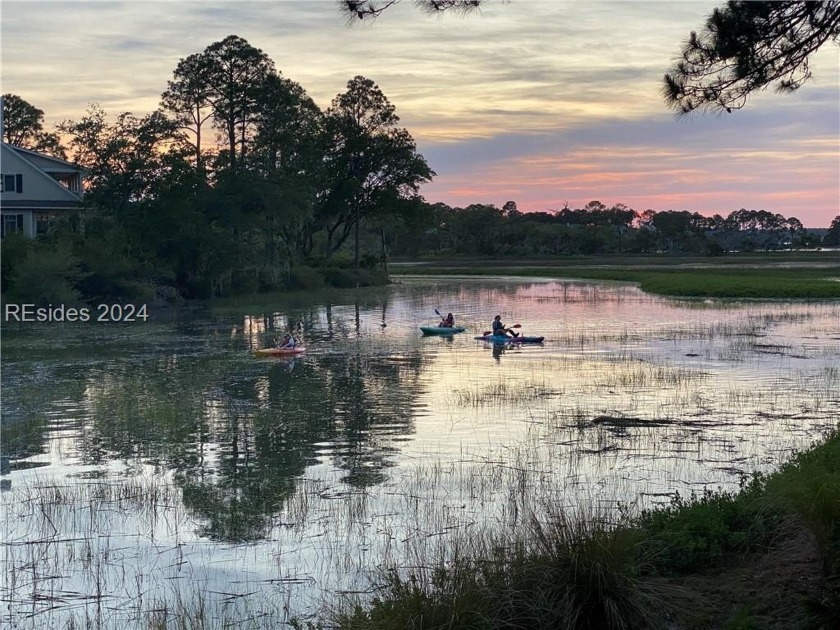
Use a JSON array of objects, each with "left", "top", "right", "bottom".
[{"left": 2, "top": 0, "right": 838, "bottom": 226}]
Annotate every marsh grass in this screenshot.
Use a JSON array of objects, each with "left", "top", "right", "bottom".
[
  {"left": 392, "top": 258, "right": 840, "bottom": 298},
  {"left": 4, "top": 426, "right": 837, "bottom": 629},
  {"left": 449, "top": 381, "right": 556, "bottom": 407},
  {"left": 1, "top": 474, "right": 303, "bottom": 629},
  {"left": 594, "top": 363, "right": 707, "bottom": 389},
  {"left": 335, "top": 506, "right": 668, "bottom": 630},
  {"left": 541, "top": 304, "right": 836, "bottom": 354},
  {"left": 330, "top": 429, "right": 840, "bottom": 630}
]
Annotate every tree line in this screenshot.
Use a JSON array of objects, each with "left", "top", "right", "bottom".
[
  {"left": 383, "top": 201, "right": 839, "bottom": 258},
  {"left": 2, "top": 33, "right": 839, "bottom": 306}
]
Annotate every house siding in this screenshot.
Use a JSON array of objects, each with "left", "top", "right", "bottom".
[{"left": 0, "top": 143, "right": 85, "bottom": 238}]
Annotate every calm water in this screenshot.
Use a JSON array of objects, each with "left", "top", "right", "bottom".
[{"left": 2, "top": 276, "right": 839, "bottom": 628}]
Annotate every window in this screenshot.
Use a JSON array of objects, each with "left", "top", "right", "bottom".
[
  {"left": 1, "top": 174, "right": 23, "bottom": 193},
  {"left": 1, "top": 213, "right": 24, "bottom": 238}
]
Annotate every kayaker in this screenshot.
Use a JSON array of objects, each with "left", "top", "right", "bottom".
[
  {"left": 439, "top": 312, "right": 455, "bottom": 328},
  {"left": 491, "top": 315, "right": 517, "bottom": 337},
  {"left": 278, "top": 334, "right": 297, "bottom": 349}
]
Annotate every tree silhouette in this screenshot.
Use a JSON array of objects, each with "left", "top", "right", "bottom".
[
  {"left": 340, "top": 0, "right": 484, "bottom": 21},
  {"left": 664, "top": 1, "right": 840, "bottom": 115},
  {"left": 826, "top": 216, "right": 840, "bottom": 246},
  {"left": 335, "top": 2, "right": 839, "bottom": 117},
  {"left": 2, "top": 94, "right": 67, "bottom": 158}
]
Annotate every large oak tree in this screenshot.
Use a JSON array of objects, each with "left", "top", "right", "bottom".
[{"left": 318, "top": 76, "right": 434, "bottom": 263}]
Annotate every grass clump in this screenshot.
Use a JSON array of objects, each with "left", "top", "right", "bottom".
[
  {"left": 512, "top": 513, "right": 662, "bottom": 629},
  {"left": 331, "top": 428, "right": 840, "bottom": 629},
  {"left": 337, "top": 510, "right": 664, "bottom": 630},
  {"left": 338, "top": 565, "right": 490, "bottom": 630}
]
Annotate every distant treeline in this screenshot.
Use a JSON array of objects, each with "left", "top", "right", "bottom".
[
  {"left": 385, "top": 201, "right": 840, "bottom": 258},
  {"left": 2, "top": 35, "right": 839, "bottom": 305}
]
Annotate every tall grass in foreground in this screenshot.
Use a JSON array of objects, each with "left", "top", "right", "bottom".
[
  {"left": 765, "top": 430, "right": 840, "bottom": 573},
  {"left": 327, "top": 427, "right": 840, "bottom": 630},
  {"left": 334, "top": 507, "right": 666, "bottom": 630}
]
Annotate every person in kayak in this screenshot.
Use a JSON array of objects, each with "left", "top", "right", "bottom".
[
  {"left": 491, "top": 315, "right": 517, "bottom": 337},
  {"left": 278, "top": 334, "right": 297, "bottom": 349},
  {"left": 439, "top": 312, "right": 455, "bottom": 328}
]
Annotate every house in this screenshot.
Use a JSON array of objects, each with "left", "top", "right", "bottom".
[{"left": 0, "top": 142, "right": 85, "bottom": 238}]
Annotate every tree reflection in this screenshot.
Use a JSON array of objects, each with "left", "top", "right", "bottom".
[
  {"left": 2, "top": 298, "right": 430, "bottom": 542},
  {"left": 34, "top": 346, "right": 428, "bottom": 541},
  {"left": 174, "top": 349, "right": 426, "bottom": 540}
]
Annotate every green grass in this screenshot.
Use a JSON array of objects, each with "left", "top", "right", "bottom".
[
  {"left": 765, "top": 430, "right": 840, "bottom": 572},
  {"left": 635, "top": 478, "right": 779, "bottom": 574},
  {"left": 390, "top": 253, "right": 840, "bottom": 298},
  {"left": 327, "top": 427, "right": 840, "bottom": 630},
  {"left": 334, "top": 513, "right": 662, "bottom": 630}
]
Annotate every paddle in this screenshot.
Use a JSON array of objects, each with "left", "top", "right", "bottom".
[
  {"left": 436, "top": 308, "right": 457, "bottom": 328},
  {"left": 482, "top": 323, "right": 522, "bottom": 336}
]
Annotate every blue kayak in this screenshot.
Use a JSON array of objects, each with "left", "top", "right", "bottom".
[
  {"left": 421, "top": 326, "right": 466, "bottom": 335},
  {"left": 474, "top": 334, "right": 544, "bottom": 344}
]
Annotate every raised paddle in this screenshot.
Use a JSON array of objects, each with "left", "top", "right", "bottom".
[{"left": 436, "top": 308, "right": 458, "bottom": 328}]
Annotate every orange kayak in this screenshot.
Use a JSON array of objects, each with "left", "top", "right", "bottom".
[{"left": 254, "top": 346, "right": 306, "bottom": 356}]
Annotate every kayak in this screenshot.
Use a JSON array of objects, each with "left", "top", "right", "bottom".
[
  {"left": 420, "top": 326, "right": 466, "bottom": 335},
  {"left": 474, "top": 334, "right": 544, "bottom": 344},
  {"left": 254, "top": 346, "right": 306, "bottom": 356}
]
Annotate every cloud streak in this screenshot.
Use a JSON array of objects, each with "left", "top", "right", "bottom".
[{"left": 2, "top": 0, "right": 837, "bottom": 225}]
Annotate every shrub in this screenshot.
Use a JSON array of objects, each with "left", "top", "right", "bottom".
[
  {"left": 637, "top": 478, "right": 780, "bottom": 574},
  {"left": 229, "top": 268, "right": 260, "bottom": 295},
  {"left": 289, "top": 265, "right": 324, "bottom": 290},
  {"left": 356, "top": 268, "right": 389, "bottom": 287},
  {"left": 258, "top": 267, "right": 285, "bottom": 292},
  {"left": 324, "top": 267, "right": 358, "bottom": 288},
  {"left": 5, "top": 242, "right": 82, "bottom": 306},
  {"left": 766, "top": 428, "right": 840, "bottom": 573},
  {"left": 0, "top": 232, "right": 35, "bottom": 291}
]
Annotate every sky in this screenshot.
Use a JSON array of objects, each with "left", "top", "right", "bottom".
[{"left": 1, "top": 0, "right": 838, "bottom": 227}]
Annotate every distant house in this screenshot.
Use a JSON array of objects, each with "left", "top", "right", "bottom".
[{"left": 0, "top": 142, "right": 85, "bottom": 239}]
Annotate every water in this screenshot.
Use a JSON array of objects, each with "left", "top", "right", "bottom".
[{"left": 2, "top": 276, "right": 838, "bottom": 628}]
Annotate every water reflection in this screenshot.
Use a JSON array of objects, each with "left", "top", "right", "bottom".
[
  {"left": 2, "top": 277, "right": 839, "bottom": 626},
  {"left": 3, "top": 303, "right": 429, "bottom": 541}
]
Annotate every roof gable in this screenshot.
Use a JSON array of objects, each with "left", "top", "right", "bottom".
[
  {"left": 0, "top": 143, "right": 83, "bottom": 203},
  {"left": 7, "top": 144, "right": 85, "bottom": 173}
]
